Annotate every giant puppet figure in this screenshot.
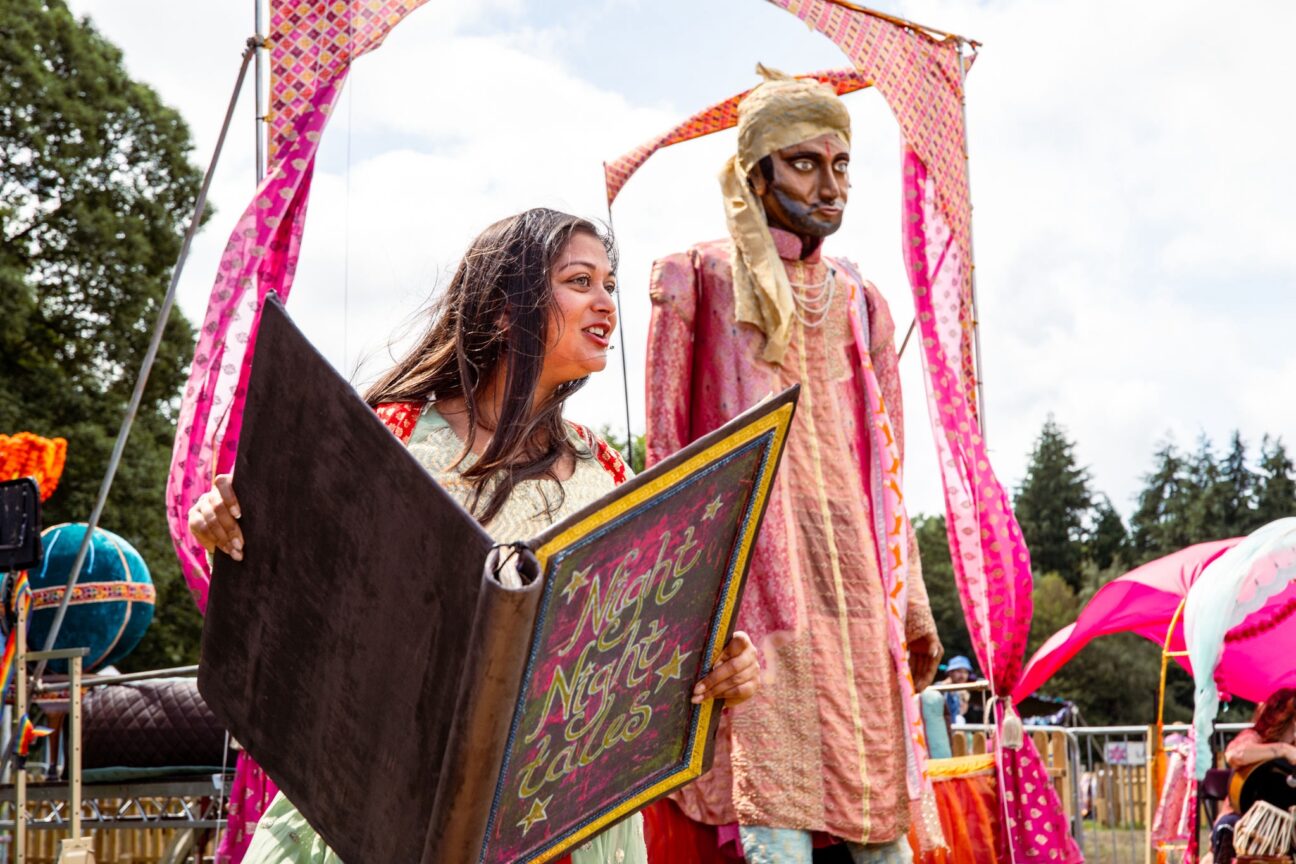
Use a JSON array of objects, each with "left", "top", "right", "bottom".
[{"left": 646, "top": 67, "right": 943, "bottom": 862}]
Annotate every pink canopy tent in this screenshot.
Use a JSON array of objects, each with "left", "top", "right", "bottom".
[{"left": 1012, "top": 538, "right": 1239, "bottom": 705}]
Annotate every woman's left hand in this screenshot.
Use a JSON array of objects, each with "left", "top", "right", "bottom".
[{"left": 692, "top": 630, "right": 760, "bottom": 707}]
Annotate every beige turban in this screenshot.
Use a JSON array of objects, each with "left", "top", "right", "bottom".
[{"left": 721, "top": 64, "right": 852, "bottom": 364}]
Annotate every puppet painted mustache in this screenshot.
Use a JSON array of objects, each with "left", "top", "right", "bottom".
[{"left": 772, "top": 187, "right": 845, "bottom": 237}]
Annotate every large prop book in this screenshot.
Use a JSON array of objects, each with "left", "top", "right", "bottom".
[{"left": 199, "top": 297, "right": 797, "bottom": 864}]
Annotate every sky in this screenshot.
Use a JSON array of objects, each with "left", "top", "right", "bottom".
[{"left": 64, "top": 0, "right": 1296, "bottom": 520}]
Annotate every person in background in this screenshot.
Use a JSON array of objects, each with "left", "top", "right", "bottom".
[{"left": 939, "top": 656, "right": 974, "bottom": 725}]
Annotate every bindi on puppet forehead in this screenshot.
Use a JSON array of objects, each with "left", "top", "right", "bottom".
[{"left": 775, "top": 132, "right": 850, "bottom": 161}]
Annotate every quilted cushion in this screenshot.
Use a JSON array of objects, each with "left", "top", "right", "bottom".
[{"left": 82, "top": 678, "right": 226, "bottom": 769}]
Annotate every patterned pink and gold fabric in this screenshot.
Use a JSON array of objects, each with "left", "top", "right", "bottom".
[
  {"left": 268, "top": 0, "right": 429, "bottom": 159},
  {"left": 645, "top": 228, "right": 938, "bottom": 847},
  {"left": 167, "top": 5, "right": 428, "bottom": 862},
  {"left": 603, "top": 67, "right": 872, "bottom": 207}
]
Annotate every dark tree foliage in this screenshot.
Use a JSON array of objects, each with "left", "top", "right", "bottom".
[
  {"left": 1130, "top": 442, "right": 1196, "bottom": 564},
  {"left": 912, "top": 514, "right": 970, "bottom": 660},
  {"left": 1013, "top": 416, "right": 1092, "bottom": 589},
  {"left": 1085, "top": 494, "right": 1129, "bottom": 571},
  {"left": 1, "top": 1, "right": 205, "bottom": 669},
  {"left": 1256, "top": 436, "right": 1296, "bottom": 526}
]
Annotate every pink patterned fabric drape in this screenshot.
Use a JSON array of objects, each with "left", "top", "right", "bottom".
[
  {"left": 166, "top": 4, "right": 428, "bottom": 861},
  {"left": 902, "top": 151, "right": 1078, "bottom": 863}
]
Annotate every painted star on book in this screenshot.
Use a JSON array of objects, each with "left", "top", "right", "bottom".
[
  {"left": 702, "top": 494, "right": 724, "bottom": 521},
  {"left": 517, "top": 794, "right": 553, "bottom": 836},
  {"left": 561, "top": 565, "right": 592, "bottom": 604},
  {"left": 655, "top": 645, "right": 691, "bottom": 693}
]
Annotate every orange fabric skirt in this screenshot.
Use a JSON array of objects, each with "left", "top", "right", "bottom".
[{"left": 911, "top": 755, "right": 1005, "bottom": 864}]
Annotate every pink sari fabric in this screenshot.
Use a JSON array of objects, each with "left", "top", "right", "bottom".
[
  {"left": 168, "top": 6, "right": 429, "bottom": 860},
  {"left": 903, "top": 150, "right": 1078, "bottom": 864}
]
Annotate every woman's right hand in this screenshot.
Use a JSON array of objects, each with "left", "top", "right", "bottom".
[
  {"left": 1278, "top": 742, "right": 1296, "bottom": 764},
  {"left": 187, "top": 473, "right": 244, "bottom": 561}
]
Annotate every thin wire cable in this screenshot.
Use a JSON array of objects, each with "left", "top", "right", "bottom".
[
  {"left": 343, "top": 0, "right": 355, "bottom": 373},
  {"left": 605, "top": 200, "right": 634, "bottom": 467},
  {"left": 31, "top": 39, "right": 259, "bottom": 683}
]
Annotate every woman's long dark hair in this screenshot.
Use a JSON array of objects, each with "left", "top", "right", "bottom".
[
  {"left": 364, "top": 208, "right": 616, "bottom": 523},
  {"left": 1254, "top": 687, "right": 1296, "bottom": 743}
]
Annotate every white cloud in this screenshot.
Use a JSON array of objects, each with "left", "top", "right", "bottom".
[{"left": 64, "top": 0, "right": 1296, "bottom": 523}]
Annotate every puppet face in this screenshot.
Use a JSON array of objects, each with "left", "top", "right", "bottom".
[
  {"left": 539, "top": 231, "right": 618, "bottom": 391},
  {"left": 752, "top": 132, "right": 850, "bottom": 240}
]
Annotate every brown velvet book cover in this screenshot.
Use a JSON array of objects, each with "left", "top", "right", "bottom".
[{"left": 200, "top": 296, "right": 796, "bottom": 863}]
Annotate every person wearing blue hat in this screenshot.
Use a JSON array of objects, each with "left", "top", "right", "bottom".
[{"left": 941, "top": 656, "right": 975, "bottom": 723}]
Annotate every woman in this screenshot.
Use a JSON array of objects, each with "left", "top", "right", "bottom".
[
  {"left": 1226, "top": 688, "right": 1296, "bottom": 774},
  {"left": 189, "top": 209, "right": 760, "bottom": 864}
]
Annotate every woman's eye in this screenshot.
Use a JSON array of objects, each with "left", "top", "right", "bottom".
[
  {"left": 793, "top": 160, "right": 814, "bottom": 171},
  {"left": 571, "top": 274, "right": 591, "bottom": 287},
  {"left": 834, "top": 161, "right": 849, "bottom": 174},
  {"left": 605, "top": 283, "right": 618, "bottom": 295}
]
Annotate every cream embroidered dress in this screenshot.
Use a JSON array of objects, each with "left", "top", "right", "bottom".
[{"left": 242, "top": 406, "right": 646, "bottom": 864}]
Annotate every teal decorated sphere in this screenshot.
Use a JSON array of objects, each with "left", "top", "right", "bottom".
[{"left": 27, "top": 524, "right": 155, "bottom": 673}]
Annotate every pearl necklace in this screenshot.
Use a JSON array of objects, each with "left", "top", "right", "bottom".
[{"left": 788, "top": 265, "right": 835, "bottom": 328}]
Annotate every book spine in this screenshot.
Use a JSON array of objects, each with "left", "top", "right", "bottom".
[{"left": 422, "top": 546, "right": 543, "bottom": 863}]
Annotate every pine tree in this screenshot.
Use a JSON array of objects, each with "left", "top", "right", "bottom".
[
  {"left": 1130, "top": 442, "right": 1195, "bottom": 563},
  {"left": 1186, "top": 434, "right": 1231, "bottom": 542},
  {"left": 1, "top": 0, "right": 205, "bottom": 669},
  {"left": 1085, "top": 494, "right": 1129, "bottom": 571},
  {"left": 1014, "top": 416, "right": 1092, "bottom": 589},
  {"left": 1218, "top": 431, "right": 1261, "bottom": 534},
  {"left": 912, "top": 514, "right": 970, "bottom": 660},
  {"left": 1256, "top": 436, "right": 1296, "bottom": 526}
]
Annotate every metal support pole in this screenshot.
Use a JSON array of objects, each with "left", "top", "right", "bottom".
[
  {"left": 956, "top": 45, "right": 988, "bottom": 442},
  {"left": 31, "top": 41, "right": 259, "bottom": 683},
  {"left": 257, "top": 0, "right": 270, "bottom": 182},
  {"left": 15, "top": 602, "right": 26, "bottom": 864},
  {"left": 255, "top": 0, "right": 269, "bottom": 183},
  {"left": 68, "top": 655, "right": 81, "bottom": 842}
]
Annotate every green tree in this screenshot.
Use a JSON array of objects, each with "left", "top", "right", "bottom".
[
  {"left": 1085, "top": 494, "right": 1128, "bottom": 571},
  {"left": 912, "top": 514, "right": 970, "bottom": 660},
  {"left": 1013, "top": 416, "right": 1092, "bottom": 589},
  {"left": 1185, "top": 434, "right": 1231, "bottom": 542},
  {"left": 1255, "top": 436, "right": 1296, "bottom": 526},
  {"left": 1218, "top": 431, "right": 1261, "bottom": 534},
  {"left": 1, "top": 0, "right": 205, "bottom": 669},
  {"left": 1130, "top": 442, "right": 1195, "bottom": 563}
]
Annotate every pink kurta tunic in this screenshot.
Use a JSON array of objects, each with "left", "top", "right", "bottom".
[{"left": 646, "top": 229, "right": 935, "bottom": 845}]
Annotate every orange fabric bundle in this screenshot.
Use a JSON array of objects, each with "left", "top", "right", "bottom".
[
  {"left": 911, "top": 755, "right": 1005, "bottom": 864},
  {"left": 0, "top": 432, "right": 68, "bottom": 501}
]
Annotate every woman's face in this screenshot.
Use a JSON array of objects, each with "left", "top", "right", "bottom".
[{"left": 538, "top": 231, "right": 617, "bottom": 392}]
